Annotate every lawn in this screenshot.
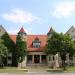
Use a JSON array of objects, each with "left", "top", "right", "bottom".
[
  {"left": 1, "top": 66, "right": 75, "bottom": 73},
  {"left": 47, "top": 66, "right": 75, "bottom": 72},
  {"left": 0, "top": 67, "right": 28, "bottom": 73},
  {"left": 65, "top": 66, "right": 75, "bottom": 72}
]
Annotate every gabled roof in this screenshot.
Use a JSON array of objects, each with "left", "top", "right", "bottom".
[
  {"left": 27, "top": 35, "right": 47, "bottom": 51},
  {"left": 49, "top": 27, "right": 54, "bottom": 32},
  {"left": 9, "top": 35, "right": 16, "bottom": 43},
  {"left": 47, "top": 27, "right": 54, "bottom": 35},
  {"left": 10, "top": 35, "right": 47, "bottom": 51},
  {"left": 65, "top": 26, "right": 75, "bottom": 34},
  {"left": 33, "top": 36, "right": 40, "bottom": 43},
  {"left": 0, "top": 25, "right": 8, "bottom": 36},
  {"left": 19, "top": 27, "right": 26, "bottom": 33}
]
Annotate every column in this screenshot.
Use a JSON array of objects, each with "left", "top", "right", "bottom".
[
  {"left": 47, "top": 55, "right": 49, "bottom": 63},
  {"left": 47, "top": 55, "right": 53, "bottom": 67},
  {"left": 73, "top": 56, "right": 75, "bottom": 65},
  {"left": 32, "top": 55, "right": 34, "bottom": 64},
  {"left": 66, "top": 53, "right": 69, "bottom": 65},
  {"left": 40, "top": 55, "right": 42, "bottom": 63},
  {"left": 55, "top": 54, "right": 59, "bottom": 68},
  {"left": 24, "top": 56, "right": 27, "bottom": 67},
  {"left": 21, "top": 56, "right": 27, "bottom": 67}
]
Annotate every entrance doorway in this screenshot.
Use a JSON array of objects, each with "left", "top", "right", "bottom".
[
  {"left": 27, "top": 55, "right": 32, "bottom": 64},
  {"left": 42, "top": 55, "right": 47, "bottom": 64},
  {"left": 34, "top": 55, "right": 40, "bottom": 63}
]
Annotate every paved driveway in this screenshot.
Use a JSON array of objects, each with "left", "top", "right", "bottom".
[{"left": 0, "top": 73, "right": 75, "bottom": 75}]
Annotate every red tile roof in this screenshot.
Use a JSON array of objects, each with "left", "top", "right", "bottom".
[
  {"left": 10, "top": 35, "right": 47, "bottom": 51},
  {"left": 9, "top": 35, "right": 16, "bottom": 43},
  {"left": 19, "top": 27, "right": 25, "bottom": 33},
  {"left": 47, "top": 27, "right": 54, "bottom": 35},
  {"left": 27, "top": 35, "right": 47, "bottom": 51}
]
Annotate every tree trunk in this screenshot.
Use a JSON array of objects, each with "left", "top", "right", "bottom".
[{"left": 62, "top": 60, "right": 66, "bottom": 70}]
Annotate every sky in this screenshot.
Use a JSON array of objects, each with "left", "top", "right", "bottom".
[{"left": 0, "top": 0, "right": 75, "bottom": 34}]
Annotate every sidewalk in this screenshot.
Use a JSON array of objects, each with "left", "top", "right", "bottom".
[{"left": 26, "top": 65, "right": 49, "bottom": 73}]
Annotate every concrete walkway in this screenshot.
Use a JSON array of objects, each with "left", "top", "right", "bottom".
[
  {"left": 1, "top": 73, "right": 75, "bottom": 75},
  {"left": 26, "top": 65, "right": 49, "bottom": 73}
]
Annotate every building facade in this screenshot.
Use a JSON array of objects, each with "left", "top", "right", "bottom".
[
  {"left": 0, "top": 25, "right": 75, "bottom": 67},
  {"left": 11, "top": 27, "right": 49, "bottom": 67}
]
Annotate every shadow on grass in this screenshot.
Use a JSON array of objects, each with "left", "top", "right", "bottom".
[
  {"left": 0, "top": 67, "right": 28, "bottom": 73},
  {"left": 47, "top": 69, "right": 64, "bottom": 73},
  {"left": 47, "top": 66, "right": 75, "bottom": 73}
]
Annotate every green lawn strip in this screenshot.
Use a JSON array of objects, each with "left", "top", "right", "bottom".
[
  {"left": 47, "top": 66, "right": 75, "bottom": 73},
  {"left": 64, "top": 66, "right": 75, "bottom": 72},
  {"left": 0, "top": 67, "right": 28, "bottom": 73},
  {"left": 47, "top": 68, "right": 63, "bottom": 72}
]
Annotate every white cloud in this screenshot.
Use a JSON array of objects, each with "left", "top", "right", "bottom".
[
  {"left": 1, "top": 9, "right": 39, "bottom": 24},
  {"left": 26, "top": 27, "right": 33, "bottom": 34},
  {"left": 7, "top": 30, "right": 18, "bottom": 34},
  {"left": 8, "top": 28, "right": 33, "bottom": 34},
  {"left": 25, "top": 29, "right": 32, "bottom": 34},
  {"left": 53, "top": 2, "right": 75, "bottom": 18}
]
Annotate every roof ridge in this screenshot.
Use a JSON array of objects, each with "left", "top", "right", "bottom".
[{"left": 19, "top": 27, "right": 25, "bottom": 33}]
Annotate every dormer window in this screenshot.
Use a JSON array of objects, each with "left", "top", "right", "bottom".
[
  {"left": 33, "top": 42, "right": 40, "bottom": 48},
  {"left": 33, "top": 37, "right": 41, "bottom": 48}
]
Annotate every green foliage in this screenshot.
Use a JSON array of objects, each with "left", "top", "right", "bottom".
[
  {"left": 46, "top": 32, "right": 62, "bottom": 55},
  {"left": 16, "top": 34, "right": 27, "bottom": 63},
  {"left": 0, "top": 39, "right": 8, "bottom": 65},
  {"left": 1, "top": 33, "right": 16, "bottom": 66},
  {"left": 46, "top": 32, "right": 75, "bottom": 56},
  {"left": 46, "top": 32, "right": 75, "bottom": 69},
  {"left": 1, "top": 33, "right": 15, "bottom": 52}
]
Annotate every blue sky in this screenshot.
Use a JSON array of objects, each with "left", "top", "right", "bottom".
[{"left": 0, "top": 0, "right": 75, "bottom": 34}]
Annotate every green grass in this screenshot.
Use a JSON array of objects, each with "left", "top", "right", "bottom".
[
  {"left": 1, "top": 66, "right": 75, "bottom": 73},
  {"left": 0, "top": 67, "right": 28, "bottom": 73},
  {"left": 47, "top": 66, "right": 75, "bottom": 73},
  {"left": 47, "top": 68, "right": 63, "bottom": 72},
  {"left": 65, "top": 66, "right": 75, "bottom": 72}
]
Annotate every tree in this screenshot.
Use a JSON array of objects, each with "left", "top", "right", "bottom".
[
  {"left": 63, "top": 34, "right": 75, "bottom": 66},
  {"left": 16, "top": 34, "right": 27, "bottom": 66},
  {"left": 0, "top": 39, "right": 8, "bottom": 67},
  {"left": 45, "top": 32, "right": 61, "bottom": 68},
  {"left": 46, "top": 32, "right": 75, "bottom": 70},
  {"left": 46, "top": 32, "right": 60, "bottom": 55},
  {"left": 1, "top": 33, "right": 16, "bottom": 66},
  {"left": 60, "top": 34, "right": 75, "bottom": 69},
  {"left": 1, "top": 33, "right": 15, "bottom": 52}
]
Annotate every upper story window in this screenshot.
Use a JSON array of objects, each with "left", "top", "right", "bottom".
[
  {"left": 72, "top": 36, "right": 75, "bottom": 40},
  {"left": 72, "top": 29, "right": 75, "bottom": 32},
  {"left": 33, "top": 42, "right": 40, "bottom": 48},
  {"left": 33, "top": 37, "right": 41, "bottom": 48}
]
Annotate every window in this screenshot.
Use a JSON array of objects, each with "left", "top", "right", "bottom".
[
  {"left": 72, "top": 29, "right": 74, "bottom": 32},
  {"left": 27, "top": 55, "right": 32, "bottom": 64},
  {"left": 72, "top": 36, "right": 75, "bottom": 40},
  {"left": 33, "top": 37, "right": 41, "bottom": 48},
  {"left": 33, "top": 42, "right": 40, "bottom": 48},
  {"left": 49, "top": 56, "right": 51, "bottom": 61}
]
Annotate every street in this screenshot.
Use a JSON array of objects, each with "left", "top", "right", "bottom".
[{"left": 0, "top": 73, "right": 75, "bottom": 75}]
